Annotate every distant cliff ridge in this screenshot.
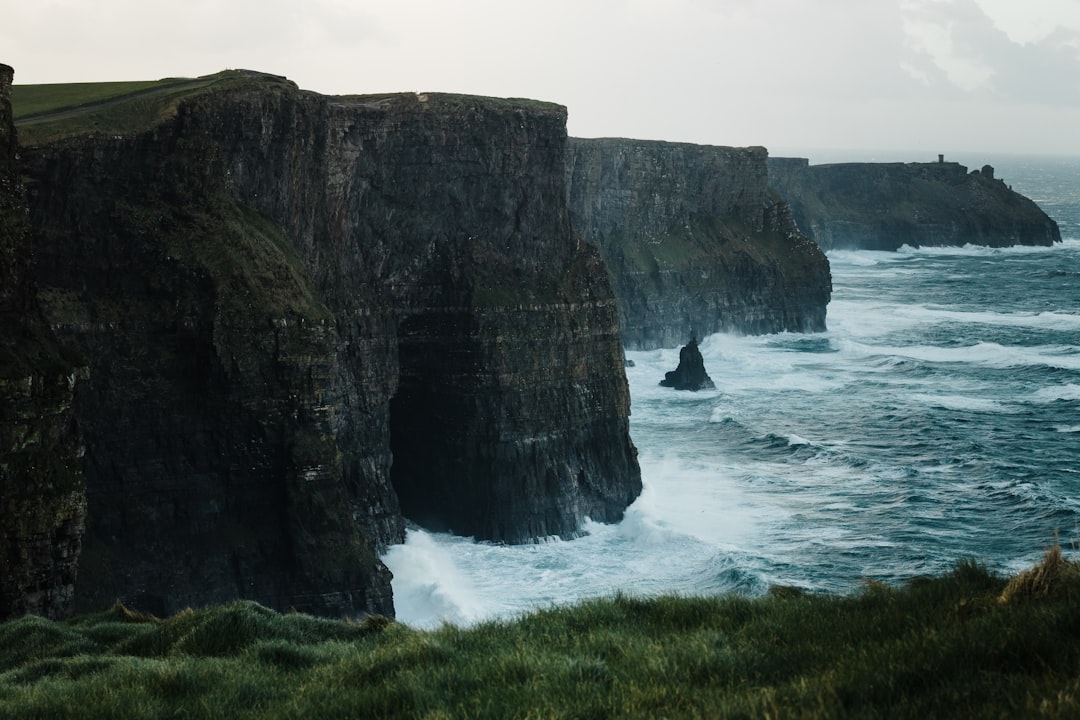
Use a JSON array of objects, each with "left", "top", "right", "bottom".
[
  {"left": 567, "top": 139, "right": 832, "bottom": 350},
  {"left": 9, "top": 70, "right": 640, "bottom": 619},
  {"left": 768, "top": 157, "right": 1061, "bottom": 251}
]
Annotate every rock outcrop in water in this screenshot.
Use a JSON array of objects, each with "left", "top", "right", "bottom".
[
  {"left": 8, "top": 69, "right": 641, "bottom": 619},
  {"left": 566, "top": 139, "right": 832, "bottom": 350},
  {"left": 659, "top": 337, "right": 715, "bottom": 391},
  {"left": 0, "top": 63, "right": 86, "bottom": 620},
  {"left": 767, "top": 157, "right": 1061, "bottom": 251}
]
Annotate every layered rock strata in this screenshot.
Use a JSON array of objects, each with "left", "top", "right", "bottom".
[
  {"left": 566, "top": 139, "right": 832, "bottom": 350},
  {"left": 0, "top": 63, "right": 86, "bottom": 620},
  {"left": 768, "top": 157, "right": 1061, "bottom": 251},
  {"left": 16, "top": 72, "right": 640, "bottom": 618}
]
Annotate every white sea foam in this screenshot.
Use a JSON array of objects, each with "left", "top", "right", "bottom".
[
  {"left": 900, "top": 306, "right": 1080, "bottom": 332},
  {"left": 827, "top": 299, "right": 928, "bottom": 339},
  {"left": 896, "top": 242, "right": 1070, "bottom": 257},
  {"left": 837, "top": 339, "right": 1080, "bottom": 370},
  {"left": 1032, "top": 384, "right": 1080, "bottom": 403},
  {"left": 827, "top": 249, "right": 902, "bottom": 267},
  {"left": 910, "top": 393, "right": 1018, "bottom": 413},
  {"left": 830, "top": 298, "right": 1080, "bottom": 339},
  {"left": 384, "top": 228, "right": 1080, "bottom": 629}
]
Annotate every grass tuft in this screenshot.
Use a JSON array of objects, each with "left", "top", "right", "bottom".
[{"left": 999, "top": 545, "right": 1075, "bottom": 603}]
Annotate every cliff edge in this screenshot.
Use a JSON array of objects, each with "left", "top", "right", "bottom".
[
  {"left": 768, "top": 157, "right": 1061, "bottom": 251},
  {"left": 11, "top": 70, "right": 640, "bottom": 619},
  {"left": 567, "top": 139, "right": 832, "bottom": 350}
]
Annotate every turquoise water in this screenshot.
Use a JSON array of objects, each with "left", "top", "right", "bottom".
[{"left": 383, "top": 156, "right": 1080, "bottom": 629}]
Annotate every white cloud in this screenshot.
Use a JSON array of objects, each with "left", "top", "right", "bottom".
[
  {"left": 973, "top": 0, "right": 1080, "bottom": 44},
  {"left": 3, "top": 0, "right": 1080, "bottom": 154},
  {"left": 907, "top": 24, "right": 994, "bottom": 90}
]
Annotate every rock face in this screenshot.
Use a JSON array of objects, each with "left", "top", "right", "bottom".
[
  {"left": 659, "top": 338, "right": 715, "bottom": 391},
  {"left": 768, "top": 157, "right": 1062, "bottom": 251},
  {"left": 566, "top": 139, "right": 832, "bottom": 350},
  {"left": 14, "top": 71, "right": 640, "bottom": 618},
  {"left": 0, "top": 63, "right": 86, "bottom": 620}
]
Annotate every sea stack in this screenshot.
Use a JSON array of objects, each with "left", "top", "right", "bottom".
[{"left": 660, "top": 337, "right": 715, "bottom": 391}]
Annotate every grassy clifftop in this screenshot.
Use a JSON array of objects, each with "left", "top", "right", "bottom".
[
  {"left": 2, "top": 549, "right": 1079, "bottom": 718},
  {"left": 12, "top": 71, "right": 295, "bottom": 145}
]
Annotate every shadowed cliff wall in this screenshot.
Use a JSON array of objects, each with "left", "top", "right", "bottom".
[
  {"left": 16, "top": 74, "right": 640, "bottom": 618},
  {"left": 566, "top": 139, "right": 832, "bottom": 350},
  {"left": 0, "top": 63, "right": 85, "bottom": 620},
  {"left": 768, "top": 157, "right": 1061, "bottom": 250}
]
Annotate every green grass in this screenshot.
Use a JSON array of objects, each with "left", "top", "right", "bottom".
[
  {"left": 11, "top": 79, "right": 190, "bottom": 118},
  {"left": 11, "top": 71, "right": 294, "bottom": 146},
  {"left": 2, "top": 550, "right": 1080, "bottom": 718}
]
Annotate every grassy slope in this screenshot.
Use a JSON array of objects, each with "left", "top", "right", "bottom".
[
  {"left": 11, "top": 71, "right": 293, "bottom": 146},
  {"left": 12, "top": 79, "right": 190, "bottom": 118},
  {"left": 1, "top": 550, "right": 1079, "bottom": 719}
]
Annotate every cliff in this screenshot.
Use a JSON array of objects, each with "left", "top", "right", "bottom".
[
  {"left": 11, "top": 70, "right": 640, "bottom": 619},
  {"left": 0, "top": 64, "right": 86, "bottom": 620},
  {"left": 566, "top": 139, "right": 832, "bottom": 350},
  {"left": 768, "top": 157, "right": 1062, "bottom": 251}
]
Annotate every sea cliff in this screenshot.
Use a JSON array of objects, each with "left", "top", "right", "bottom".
[
  {"left": 0, "top": 63, "right": 86, "bottom": 620},
  {"left": 567, "top": 139, "right": 832, "bottom": 349},
  {"left": 768, "top": 157, "right": 1061, "bottom": 250},
  {"left": 7, "top": 70, "right": 641, "bottom": 619}
]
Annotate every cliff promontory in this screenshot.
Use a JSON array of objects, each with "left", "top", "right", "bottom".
[
  {"left": 0, "top": 64, "right": 85, "bottom": 620},
  {"left": 768, "top": 157, "right": 1061, "bottom": 251},
  {"left": 10, "top": 70, "right": 640, "bottom": 619},
  {"left": 566, "top": 139, "right": 832, "bottom": 350}
]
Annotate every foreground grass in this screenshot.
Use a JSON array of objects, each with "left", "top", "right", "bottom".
[{"left": 2, "top": 550, "right": 1080, "bottom": 719}]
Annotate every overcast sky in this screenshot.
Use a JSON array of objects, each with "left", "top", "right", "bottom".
[{"left": 5, "top": 0, "right": 1080, "bottom": 156}]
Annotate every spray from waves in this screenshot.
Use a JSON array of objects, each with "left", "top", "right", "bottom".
[
  {"left": 380, "top": 530, "right": 496, "bottom": 628},
  {"left": 382, "top": 450, "right": 790, "bottom": 628}
]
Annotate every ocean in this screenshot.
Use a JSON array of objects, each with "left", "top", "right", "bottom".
[{"left": 383, "top": 153, "right": 1080, "bottom": 629}]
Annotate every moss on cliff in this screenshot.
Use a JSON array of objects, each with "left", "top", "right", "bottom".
[{"left": 164, "top": 199, "right": 334, "bottom": 325}]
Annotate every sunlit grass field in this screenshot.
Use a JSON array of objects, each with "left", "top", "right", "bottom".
[{"left": 2, "top": 548, "right": 1079, "bottom": 718}]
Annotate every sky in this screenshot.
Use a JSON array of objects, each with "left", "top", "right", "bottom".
[{"left": 4, "top": 0, "right": 1080, "bottom": 157}]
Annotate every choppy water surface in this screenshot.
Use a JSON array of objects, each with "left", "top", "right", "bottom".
[{"left": 384, "top": 158, "right": 1080, "bottom": 629}]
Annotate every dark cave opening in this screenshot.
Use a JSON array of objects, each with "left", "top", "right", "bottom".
[{"left": 388, "top": 313, "right": 471, "bottom": 535}]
